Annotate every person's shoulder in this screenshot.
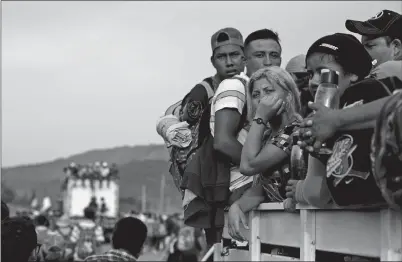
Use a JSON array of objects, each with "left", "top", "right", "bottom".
[
  {"left": 370, "top": 60, "right": 402, "bottom": 81},
  {"left": 215, "top": 73, "right": 248, "bottom": 95},
  {"left": 193, "top": 76, "right": 216, "bottom": 90},
  {"left": 183, "top": 80, "right": 213, "bottom": 102},
  {"left": 341, "top": 77, "right": 394, "bottom": 106}
]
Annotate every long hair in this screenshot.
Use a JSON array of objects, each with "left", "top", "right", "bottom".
[{"left": 246, "top": 66, "right": 302, "bottom": 122}]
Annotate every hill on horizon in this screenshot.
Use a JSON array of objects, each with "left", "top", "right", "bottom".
[{"left": 1, "top": 144, "right": 183, "bottom": 214}]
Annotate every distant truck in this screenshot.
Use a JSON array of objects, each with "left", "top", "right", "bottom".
[{"left": 61, "top": 162, "right": 119, "bottom": 243}]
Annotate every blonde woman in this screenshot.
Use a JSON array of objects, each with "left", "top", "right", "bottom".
[{"left": 227, "top": 66, "right": 302, "bottom": 242}]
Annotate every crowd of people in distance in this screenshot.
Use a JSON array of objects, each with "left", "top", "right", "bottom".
[
  {"left": 2, "top": 199, "right": 207, "bottom": 262},
  {"left": 62, "top": 162, "right": 119, "bottom": 188}
]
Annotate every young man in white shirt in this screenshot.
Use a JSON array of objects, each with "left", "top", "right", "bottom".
[{"left": 210, "top": 29, "right": 283, "bottom": 203}]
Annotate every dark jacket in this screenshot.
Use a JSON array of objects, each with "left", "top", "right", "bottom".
[{"left": 181, "top": 132, "right": 231, "bottom": 235}]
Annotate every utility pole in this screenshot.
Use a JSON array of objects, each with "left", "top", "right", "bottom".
[
  {"left": 159, "top": 173, "right": 166, "bottom": 215},
  {"left": 166, "top": 197, "right": 171, "bottom": 214},
  {"left": 141, "top": 185, "right": 146, "bottom": 213}
]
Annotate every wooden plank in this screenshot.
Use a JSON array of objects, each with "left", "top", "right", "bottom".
[
  {"left": 201, "top": 246, "right": 215, "bottom": 262},
  {"left": 258, "top": 211, "right": 301, "bottom": 248},
  {"left": 380, "top": 209, "right": 402, "bottom": 261},
  {"left": 250, "top": 210, "right": 261, "bottom": 261},
  {"left": 300, "top": 209, "right": 316, "bottom": 261},
  {"left": 223, "top": 249, "right": 249, "bottom": 261},
  {"left": 296, "top": 203, "right": 387, "bottom": 210},
  {"left": 258, "top": 202, "right": 285, "bottom": 210},
  {"left": 224, "top": 205, "right": 402, "bottom": 261},
  {"left": 261, "top": 253, "right": 300, "bottom": 261},
  {"left": 315, "top": 210, "right": 381, "bottom": 257},
  {"left": 213, "top": 242, "right": 223, "bottom": 262}
]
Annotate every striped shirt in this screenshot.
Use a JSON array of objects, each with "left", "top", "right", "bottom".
[
  {"left": 85, "top": 249, "right": 137, "bottom": 262},
  {"left": 210, "top": 72, "right": 253, "bottom": 192}
]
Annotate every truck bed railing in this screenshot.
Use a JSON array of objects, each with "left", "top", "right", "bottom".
[{"left": 214, "top": 203, "right": 402, "bottom": 261}]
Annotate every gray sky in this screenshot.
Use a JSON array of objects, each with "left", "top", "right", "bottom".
[{"left": 2, "top": 1, "right": 401, "bottom": 167}]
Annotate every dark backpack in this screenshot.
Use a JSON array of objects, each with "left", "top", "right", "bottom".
[
  {"left": 163, "top": 78, "right": 217, "bottom": 196},
  {"left": 164, "top": 78, "right": 216, "bottom": 117},
  {"left": 166, "top": 76, "right": 248, "bottom": 196}
]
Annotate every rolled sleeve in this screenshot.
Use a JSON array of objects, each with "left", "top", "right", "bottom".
[{"left": 213, "top": 78, "right": 246, "bottom": 115}]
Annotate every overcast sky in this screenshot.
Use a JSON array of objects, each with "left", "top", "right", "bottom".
[{"left": 2, "top": 1, "right": 401, "bottom": 167}]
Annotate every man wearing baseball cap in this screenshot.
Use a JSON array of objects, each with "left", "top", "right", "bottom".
[
  {"left": 159, "top": 27, "right": 245, "bottom": 247},
  {"left": 211, "top": 28, "right": 283, "bottom": 201},
  {"left": 286, "top": 54, "right": 309, "bottom": 89},
  {"left": 210, "top": 29, "right": 283, "bottom": 244},
  {"left": 285, "top": 54, "right": 312, "bottom": 117},
  {"left": 346, "top": 10, "right": 402, "bottom": 81},
  {"left": 161, "top": 27, "right": 245, "bottom": 122},
  {"left": 210, "top": 27, "right": 245, "bottom": 80},
  {"left": 294, "top": 33, "right": 402, "bottom": 208}
]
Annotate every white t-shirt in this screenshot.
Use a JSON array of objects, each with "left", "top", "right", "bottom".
[{"left": 210, "top": 72, "right": 253, "bottom": 192}]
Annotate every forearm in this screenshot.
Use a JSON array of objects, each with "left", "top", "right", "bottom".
[
  {"left": 242, "top": 122, "right": 266, "bottom": 162},
  {"left": 215, "top": 137, "right": 243, "bottom": 165},
  {"left": 302, "top": 156, "right": 332, "bottom": 207},
  {"left": 336, "top": 97, "right": 389, "bottom": 131},
  {"left": 235, "top": 186, "right": 265, "bottom": 213},
  {"left": 294, "top": 180, "right": 308, "bottom": 204}
]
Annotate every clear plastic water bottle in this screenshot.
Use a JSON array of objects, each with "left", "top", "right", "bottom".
[
  {"left": 313, "top": 69, "right": 340, "bottom": 155},
  {"left": 314, "top": 69, "right": 340, "bottom": 109}
]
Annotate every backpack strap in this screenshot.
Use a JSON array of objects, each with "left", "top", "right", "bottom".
[
  {"left": 374, "top": 78, "right": 393, "bottom": 96},
  {"left": 165, "top": 78, "right": 215, "bottom": 117},
  {"left": 199, "top": 80, "right": 215, "bottom": 103}
]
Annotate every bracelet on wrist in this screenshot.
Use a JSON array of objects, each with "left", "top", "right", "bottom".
[{"left": 253, "top": 117, "right": 269, "bottom": 128}]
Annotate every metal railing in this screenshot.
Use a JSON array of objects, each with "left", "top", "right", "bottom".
[{"left": 214, "top": 203, "right": 402, "bottom": 261}]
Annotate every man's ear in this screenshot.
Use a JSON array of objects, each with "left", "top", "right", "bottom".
[
  {"left": 391, "top": 38, "right": 402, "bottom": 60},
  {"left": 350, "top": 73, "right": 359, "bottom": 83},
  {"left": 210, "top": 56, "right": 215, "bottom": 68}
]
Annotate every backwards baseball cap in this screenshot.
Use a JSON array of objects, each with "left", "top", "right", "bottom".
[
  {"left": 346, "top": 10, "right": 402, "bottom": 39},
  {"left": 306, "top": 33, "right": 373, "bottom": 79},
  {"left": 211, "top": 27, "right": 244, "bottom": 52}
]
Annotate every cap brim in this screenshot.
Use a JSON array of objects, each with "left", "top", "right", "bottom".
[{"left": 345, "top": 20, "right": 383, "bottom": 36}]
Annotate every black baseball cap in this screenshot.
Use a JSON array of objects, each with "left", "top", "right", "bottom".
[
  {"left": 346, "top": 10, "right": 402, "bottom": 39},
  {"left": 306, "top": 33, "right": 372, "bottom": 79}
]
